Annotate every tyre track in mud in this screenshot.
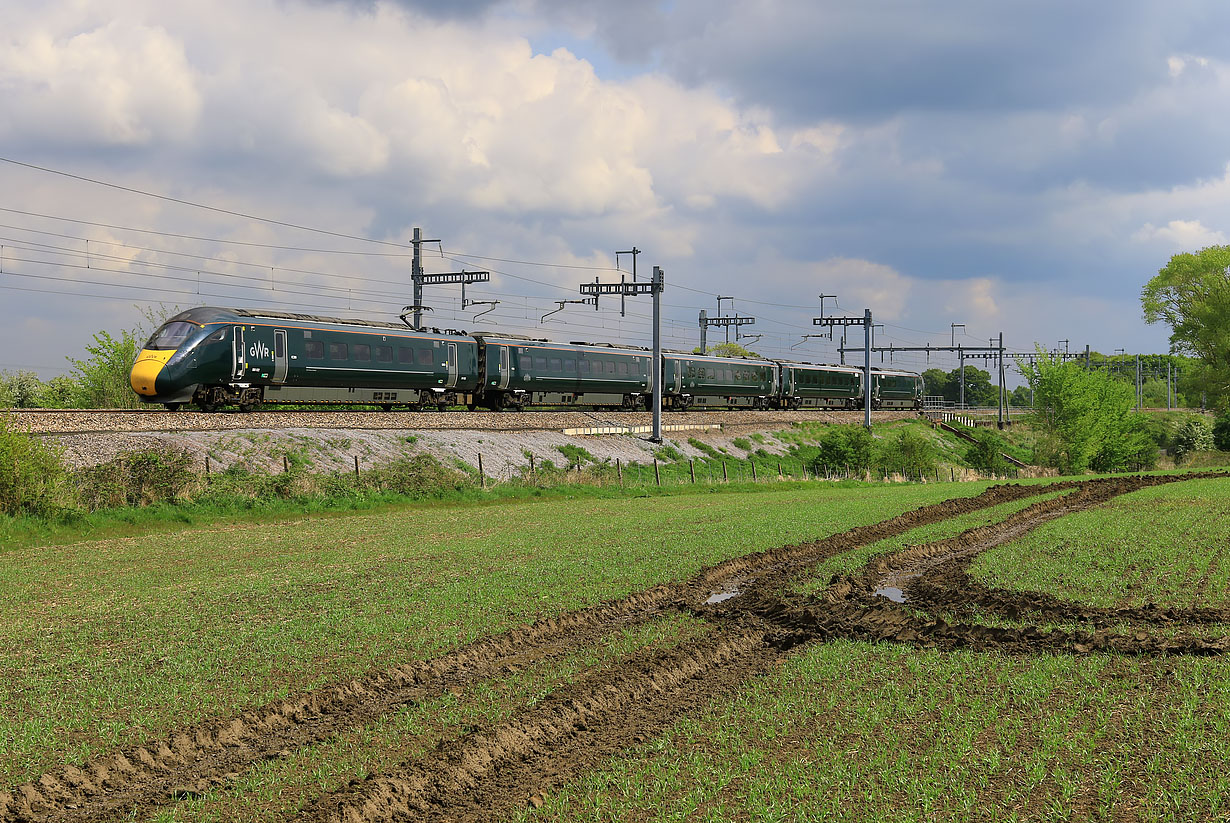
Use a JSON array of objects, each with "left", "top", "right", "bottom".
[
  {"left": 755, "top": 472, "right": 1230, "bottom": 658},
  {"left": 5, "top": 474, "right": 1226, "bottom": 822},
  {"left": 0, "top": 481, "right": 1059, "bottom": 823},
  {"left": 304, "top": 473, "right": 1228, "bottom": 823}
]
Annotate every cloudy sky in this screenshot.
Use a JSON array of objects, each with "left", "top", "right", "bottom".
[{"left": 2, "top": 0, "right": 1229, "bottom": 381}]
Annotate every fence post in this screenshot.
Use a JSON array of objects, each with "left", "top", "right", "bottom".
[
  {"left": 690, "top": 460, "right": 696, "bottom": 484},
  {"left": 722, "top": 461, "right": 728, "bottom": 482},
  {"left": 617, "top": 458, "right": 623, "bottom": 486},
  {"left": 951, "top": 467, "right": 955, "bottom": 482},
  {"left": 283, "top": 454, "right": 289, "bottom": 473},
  {"left": 478, "top": 452, "right": 485, "bottom": 489},
  {"left": 654, "top": 458, "right": 661, "bottom": 486},
  {"left": 529, "top": 454, "right": 535, "bottom": 474},
  {"left": 778, "top": 462, "right": 783, "bottom": 479},
  {"left": 354, "top": 455, "right": 360, "bottom": 480},
  {"left": 751, "top": 461, "right": 758, "bottom": 482},
  {"left": 205, "top": 454, "right": 210, "bottom": 476}
]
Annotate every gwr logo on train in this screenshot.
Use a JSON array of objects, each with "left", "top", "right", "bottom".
[{"left": 249, "top": 341, "right": 271, "bottom": 359}]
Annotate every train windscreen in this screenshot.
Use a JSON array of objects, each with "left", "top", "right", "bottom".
[{"left": 145, "top": 321, "right": 198, "bottom": 350}]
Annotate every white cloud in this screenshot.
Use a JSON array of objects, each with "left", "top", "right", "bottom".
[
  {"left": 0, "top": 17, "right": 201, "bottom": 145},
  {"left": 1133, "top": 219, "right": 1227, "bottom": 248}
]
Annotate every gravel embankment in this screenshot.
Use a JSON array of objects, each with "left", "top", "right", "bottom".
[{"left": 11, "top": 409, "right": 922, "bottom": 476}]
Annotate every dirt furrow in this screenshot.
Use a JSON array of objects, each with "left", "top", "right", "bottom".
[
  {"left": 299, "top": 629, "right": 774, "bottom": 823},
  {"left": 0, "top": 482, "right": 1063, "bottom": 823}
]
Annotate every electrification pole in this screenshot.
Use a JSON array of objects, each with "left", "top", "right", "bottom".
[{"left": 580, "top": 265, "right": 665, "bottom": 441}]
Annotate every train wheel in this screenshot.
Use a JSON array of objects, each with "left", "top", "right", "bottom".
[
  {"left": 238, "top": 402, "right": 256, "bottom": 413},
  {"left": 196, "top": 401, "right": 218, "bottom": 413},
  {"left": 163, "top": 402, "right": 181, "bottom": 412},
  {"left": 381, "top": 404, "right": 394, "bottom": 412}
]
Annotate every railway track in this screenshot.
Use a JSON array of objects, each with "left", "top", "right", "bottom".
[{"left": 7, "top": 408, "right": 920, "bottom": 436}]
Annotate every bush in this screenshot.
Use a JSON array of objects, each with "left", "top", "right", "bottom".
[
  {"left": 361, "top": 454, "right": 470, "bottom": 498},
  {"left": 75, "top": 448, "right": 197, "bottom": 510},
  {"left": 811, "top": 425, "right": 874, "bottom": 473},
  {"left": 1172, "top": 418, "right": 1214, "bottom": 464},
  {"left": 1214, "top": 411, "right": 1230, "bottom": 451},
  {"left": 0, "top": 371, "right": 45, "bottom": 408},
  {"left": 0, "top": 415, "right": 66, "bottom": 516},
  {"left": 731, "top": 437, "right": 752, "bottom": 452},
  {"left": 556, "top": 444, "right": 594, "bottom": 468},
  {"left": 964, "top": 430, "right": 1013, "bottom": 476},
  {"left": 877, "top": 427, "right": 937, "bottom": 475}
]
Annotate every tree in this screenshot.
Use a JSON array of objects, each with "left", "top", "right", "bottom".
[
  {"left": 921, "top": 368, "right": 949, "bottom": 398},
  {"left": 691, "top": 342, "right": 762, "bottom": 358},
  {"left": 1019, "top": 348, "right": 1156, "bottom": 473},
  {"left": 946, "top": 365, "right": 996, "bottom": 406},
  {"left": 1142, "top": 245, "right": 1230, "bottom": 406},
  {"left": 65, "top": 329, "right": 145, "bottom": 408}
]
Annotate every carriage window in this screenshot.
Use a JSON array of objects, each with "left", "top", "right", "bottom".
[
  {"left": 274, "top": 335, "right": 285, "bottom": 358},
  {"left": 328, "top": 342, "right": 348, "bottom": 360},
  {"left": 353, "top": 344, "right": 371, "bottom": 362},
  {"left": 579, "top": 359, "right": 590, "bottom": 374},
  {"left": 618, "top": 361, "right": 629, "bottom": 376},
  {"left": 375, "top": 345, "right": 393, "bottom": 363},
  {"left": 535, "top": 356, "right": 548, "bottom": 371},
  {"left": 305, "top": 340, "right": 324, "bottom": 359},
  {"left": 398, "top": 346, "right": 413, "bottom": 364},
  {"left": 548, "top": 357, "right": 562, "bottom": 372},
  {"left": 564, "top": 358, "right": 575, "bottom": 372},
  {"left": 416, "top": 348, "right": 434, "bottom": 366},
  {"left": 606, "top": 361, "right": 616, "bottom": 374},
  {"left": 708, "top": 368, "right": 716, "bottom": 379}
]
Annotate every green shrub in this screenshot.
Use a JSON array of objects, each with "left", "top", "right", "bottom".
[
  {"left": 687, "top": 438, "right": 721, "bottom": 458},
  {"left": 811, "top": 425, "right": 874, "bottom": 473},
  {"left": 964, "top": 430, "right": 1012, "bottom": 476},
  {"left": 1173, "top": 417, "right": 1215, "bottom": 464},
  {"left": 75, "top": 448, "right": 197, "bottom": 510},
  {"left": 556, "top": 444, "right": 594, "bottom": 468},
  {"left": 1213, "top": 411, "right": 1230, "bottom": 451},
  {"left": 655, "top": 444, "right": 684, "bottom": 462},
  {"left": 877, "top": 427, "right": 937, "bottom": 475},
  {"left": 731, "top": 437, "right": 752, "bottom": 452},
  {"left": 362, "top": 454, "right": 470, "bottom": 498},
  {"left": 0, "top": 415, "right": 66, "bottom": 516}
]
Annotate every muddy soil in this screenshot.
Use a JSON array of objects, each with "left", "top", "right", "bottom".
[{"left": 3, "top": 472, "right": 1227, "bottom": 823}]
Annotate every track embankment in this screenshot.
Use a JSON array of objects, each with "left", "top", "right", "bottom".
[{"left": 9, "top": 408, "right": 917, "bottom": 436}]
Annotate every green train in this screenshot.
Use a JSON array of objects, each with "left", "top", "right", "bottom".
[{"left": 130, "top": 306, "right": 924, "bottom": 412}]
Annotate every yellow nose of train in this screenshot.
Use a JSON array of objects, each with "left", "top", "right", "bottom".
[{"left": 130, "top": 349, "right": 175, "bottom": 397}]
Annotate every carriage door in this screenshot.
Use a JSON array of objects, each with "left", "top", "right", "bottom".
[
  {"left": 445, "top": 343, "right": 459, "bottom": 388},
  {"left": 231, "top": 326, "right": 246, "bottom": 381},
  {"left": 498, "top": 346, "right": 510, "bottom": 389},
  {"left": 272, "top": 330, "right": 288, "bottom": 384}
]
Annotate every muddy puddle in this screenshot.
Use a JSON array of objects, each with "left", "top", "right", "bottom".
[{"left": 4, "top": 472, "right": 1227, "bottom": 823}]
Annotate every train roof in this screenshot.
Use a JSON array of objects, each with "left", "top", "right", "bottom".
[{"left": 165, "top": 307, "right": 473, "bottom": 338}]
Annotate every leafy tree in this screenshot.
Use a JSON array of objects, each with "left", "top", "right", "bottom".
[
  {"left": 811, "top": 425, "right": 874, "bottom": 473},
  {"left": 1009, "top": 385, "right": 1031, "bottom": 407},
  {"left": 1214, "top": 411, "right": 1230, "bottom": 451},
  {"left": 1172, "top": 417, "right": 1214, "bottom": 463},
  {"left": 691, "top": 342, "right": 762, "bottom": 359},
  {"left": 921, "top": 368, "right": 949, "bottom": 398},
  {"left": 1142, "top": 246, "right": 1230, "bottom": 405},
  {"left": 1019, "top": 348, "right": 1156, "bottom": 473},
  {"left": 66, "top": 329, "right": 145, "bottom": 408},
  {"left": 64, "top": 306, "right": 178, "bottom": 409}
]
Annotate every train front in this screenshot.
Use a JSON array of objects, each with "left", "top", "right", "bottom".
[{"left": 130, "top": 308, "right": 230, "bottom": 408}]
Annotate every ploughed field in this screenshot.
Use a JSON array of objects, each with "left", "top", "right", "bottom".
[{"left": 2, "top": 473, "right": 1229, "bottom": 821}]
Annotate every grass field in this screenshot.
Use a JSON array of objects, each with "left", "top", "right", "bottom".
[
  {"left": 0, "top": 481, "right": 987, "bottom": 787},
  {"left": 5, "top": 472, "right": 1229, "bottom": 822}
]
